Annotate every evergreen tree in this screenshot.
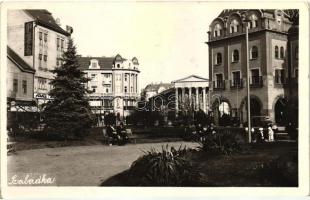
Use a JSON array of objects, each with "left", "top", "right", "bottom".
[{"left": 43, "top": 39, "right": 94, "bottom": 140}]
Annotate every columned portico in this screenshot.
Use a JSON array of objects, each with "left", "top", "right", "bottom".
[{"left": 172, "top": 75, "right": 209, "bottom": 117}]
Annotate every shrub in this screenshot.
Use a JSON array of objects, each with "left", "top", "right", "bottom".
[
  {"left": 127, "top": 145, "right": 206, "bottom": 186},
  {"left": 198, "top": 132, "right": 249, "bottom": 155}
]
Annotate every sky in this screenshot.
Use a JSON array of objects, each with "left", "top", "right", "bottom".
[{"left": 48, "top": 3, "right": 221, "bottom": 91}]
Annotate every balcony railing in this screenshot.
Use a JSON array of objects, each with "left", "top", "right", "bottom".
[
  {"left": 230, "top": 79, "right": 243, "bottom": 89},
  {"left": 213, "top": 80, "right": 225, "bottom": 90},
  {"left": 250, "top": 76, "right": 263, "bottom": 88}
]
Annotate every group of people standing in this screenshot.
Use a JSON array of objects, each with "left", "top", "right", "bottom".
[{"left": 106, "top": 123, "right": 129, "bottom": 146}]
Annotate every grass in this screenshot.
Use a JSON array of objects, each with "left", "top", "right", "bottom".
[{"left": 101, "top": 141, "right": 298, "bottom": 187}]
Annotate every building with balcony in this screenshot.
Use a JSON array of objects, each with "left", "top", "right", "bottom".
[
  {"left": 207, "top": 9, "right": 298, "bottom": 125},
  {"left": 7, "top": 9, "right": 72, "bottom": 108},
  {"left": 78, "top": 54, "right": 140, "bottom": 119}
]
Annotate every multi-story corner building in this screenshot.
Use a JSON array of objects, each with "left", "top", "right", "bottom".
[
  {"left": 78, "top": 54, "right": 140, "bottom": 119},
  {"left": 7, "top": 9, "right": 72, "bottom": 107},
  {"left": 207, "top": 9, "right": 298, "bottom": 125}
]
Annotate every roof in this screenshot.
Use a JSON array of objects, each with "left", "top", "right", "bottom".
[
  {"left": 172, "top": 75, "right": 209, "bottom": 83},
  {"left": 7, "top": 46, "right": 35, "bottom": 73},
  {"left": 77, "top": 57, "right": 115, "bottom": 70},
  {"left": 217, "top": 9, "right": 284, "bottom": 19},
  {"left": 144, "top": 83, "right": 173, "bottom": 92},
  {"left": 24, "top": 9, "right": 70, "bottom": 36}
]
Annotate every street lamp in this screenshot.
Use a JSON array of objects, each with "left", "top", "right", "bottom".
[{"left": 243, "top": 17, "right": 251, "bottom": 143}]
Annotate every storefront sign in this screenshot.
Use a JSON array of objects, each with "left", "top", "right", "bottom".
[{"left": 24, "top": 21, "right": 33, "bottom": 56}]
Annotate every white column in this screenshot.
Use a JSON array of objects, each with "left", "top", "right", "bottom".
[
  {"left": 188, "top": 87, "right": 192, "bottom": 108},
  {"left": 202, "top": 87, "right": 206, "bottom": 113},
  {"left": 175, "top": 88, "right": 179, "bottom": 117},
  {"left": 195, "top": 87, "right": 199, "bottom": 110},
  {"left": 181, "top": 87, "right": 185, "bottom": 105}
]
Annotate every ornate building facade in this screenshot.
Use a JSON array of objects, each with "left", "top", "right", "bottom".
[
  {"left": 147, "top": 75, "right": 209, "bottom": 118},
  {"left": 207, "top": 9, "right": 298, "bottom": 125},
  {"left": 78, "top": 54, "right": 140, "bottom": 119},
  {"left": 7, "top": 9, "right": 72, "bottom": 109}
]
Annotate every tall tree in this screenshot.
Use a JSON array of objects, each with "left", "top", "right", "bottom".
[
  {"left": 43, "top": 39, "right": 94, "bottom": 140},
  {"left": 284, "top": 9, "right": 299, "bottom": 25}
]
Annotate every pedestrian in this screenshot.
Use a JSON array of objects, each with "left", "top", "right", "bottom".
[
  {"left": 258, "top": 127, "right": 264, "bottom": 142},
  {"left": 107, "top": 125, "right": 121, "bottom": 145},
  {"left": 268, "top": 125, "right": 275, "bottom": 142}
]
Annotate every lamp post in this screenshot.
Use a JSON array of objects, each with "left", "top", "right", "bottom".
[{"left": 244, "top": 18, "right": 251, "bottom": 143}]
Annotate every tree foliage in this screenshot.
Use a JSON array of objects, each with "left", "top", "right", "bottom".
[
  {"left": 43, "top": 39, "right": 94, "bottom": 139},
  {"left": 284, "top": 9, "right": 299, "bottom": 25}
]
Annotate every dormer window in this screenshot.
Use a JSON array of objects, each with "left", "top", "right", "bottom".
[
  {"left": 90, "top": 59, "right": 99, "bottom": 69},
  {"left": 230, "top": 19, "right": 239, "bottom": 33},
  {"left": 249, "top": 14, "right": 258, "bottom": 29},
  {"left": 214, "top": 23, "right": 222, "bottom": 37}
]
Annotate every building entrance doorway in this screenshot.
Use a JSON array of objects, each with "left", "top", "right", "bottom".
[{"left": 274, "top": 98, "right": 287, "bottom": 125}]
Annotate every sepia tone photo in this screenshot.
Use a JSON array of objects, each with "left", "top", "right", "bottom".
[{"left": 2, "top": 2, "right": 307, "bottom": 195}]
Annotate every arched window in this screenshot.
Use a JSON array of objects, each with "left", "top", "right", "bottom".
[
  {"left": 295, "top": 46, "right": 298, "bottom": 60},
  {"left": 117, "top": 64, "right": 120, "bottom": 68},
  {"left": 280, "top": 46, "right": 284, "bottom": 59},
  {"left": 249, "top": 14, "right": 258, "bottom": 29},
  {"left": 251, "top": 46, "right": 258, "bottom": 59},
  {"left": 216, "top": 53, "right": 222, "bottom": 65},
  {"left": 232, "top": 50, "right": 239, "bottom": 62},
  {"left": 275, "top": 46, "right": 279, "bottom": 58},
  {"left": 214, "top": 24, "right": 222, "bottom": 37},
  {"left": 230, "top": 19, "right": 240, "bottom": 33}
]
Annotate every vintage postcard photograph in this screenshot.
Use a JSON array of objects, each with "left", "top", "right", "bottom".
[{"left": 1, "top": 1, "right": 309, "bottom": 198}]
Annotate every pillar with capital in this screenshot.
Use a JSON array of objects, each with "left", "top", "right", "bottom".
[
  {"left": 181, "top": 87, "right": 185, "bottom": 105},
  {"left": 175, "top": 87, "right": 179, "bottom": 117},
  {"left": 195, "top": 87, "right": 199, "bottom": 111},
  {"left": 188, "top": 87, "right": 192, "bottom": 108},
  {"left": 202, "top": 87, "right": 206, "bottom": 113}
]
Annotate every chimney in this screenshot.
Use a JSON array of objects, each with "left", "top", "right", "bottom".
[
  {"left": 56, "top": 18, "right": 61, "bottom": 26},
  {"left": 66, "top": 25, "right": 73, "bottom": 34}
]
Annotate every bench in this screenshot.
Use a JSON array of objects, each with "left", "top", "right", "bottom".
[
  {"left": 102, "top": 129, "right": 113, "bottom": 145},
  {"left": 7, "top": 141, "right": 17, "bottom": 154},
  {"left": 126, "top": 129, "right": 137, "bottom": 144}
]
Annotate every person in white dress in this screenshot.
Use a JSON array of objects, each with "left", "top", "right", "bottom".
[{"left": 268, "top": 125, "right": 275, "bottom": 142}]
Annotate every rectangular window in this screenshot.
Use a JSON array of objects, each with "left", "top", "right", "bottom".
[
  {"left": 251, "top": 69, "right": 260, "bottom": 85},
  {"left": 43, "top": 54, "right": 47, "bottom": 62},
  {"left": 44, "top": 33, "right": 48, "bottom": 42},
  {"left": 216, "top": 74, "right": 223, "bottom": 88},
  {"left": 275, "top": 69, "right": 285, "bottom": 84},
  {"left": 232, "top": 71, "right": 241, "bottom": 86},
  {"left": 39, "top": 53, "right": 42, "bottom": 60},
  {"left": 125, "top": 74, "right": 127, "bottom": 81},
  {"left": 91, "top": 62, "right": 97, "bottom": 68},
  {"left": 61, "top": 39, "right": 64, "bottom": 51},
  {"left": 124, "top": 86, "right": 127, "bottom": 93},
  {"left": 22, "top": 80, "right": 27, "bottom": 94},
  {"left": 57, "top": 38, "right": 60, "bottom": 49},
  {"left": 106, "top": 88, "right": 109, "bottom": 93},
  {"left": 13, "top": 79, "right": 18, "bottom": 92},
  {"left": 39, "top": 32, "right": 43, "bottom": 40}
]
